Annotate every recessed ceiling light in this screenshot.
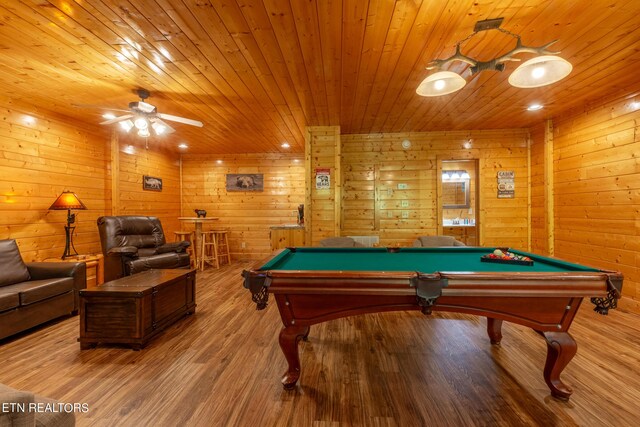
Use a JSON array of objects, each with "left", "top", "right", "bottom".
[
  {"left": 22, "top": 115, "right": 36, "bottom": 125},
  {"left": 216, "top": 160, "right": 223, "bottom": 164},
  {"left": 178, "top": 143, "right": 188, "bottom": 149},
  {"left": 631, "top": 101, "right": 640, "bottom": 110},
  {"left": 527, "top": 104, "right": 543, "bottom": 111},
  {"left": 102, "top": 113, "right": 116, "bottom": 120},
  {"left": 281, "top": 142, "right": 290, "bottom": 149},
  {"left": 293, "top": 159, "right": 299, "bottom": 163}
]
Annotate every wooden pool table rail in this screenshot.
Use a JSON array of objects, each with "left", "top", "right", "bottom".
[{"left": 243, "top": 264, "right": 622, "bottom": 400}]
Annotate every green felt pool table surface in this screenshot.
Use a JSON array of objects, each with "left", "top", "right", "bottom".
[
  {"left": 245, "top": 246, "right": 623, "bottom": 400},
  {"left": 260, "top": 247, "right": 599, "bottom": 274}
]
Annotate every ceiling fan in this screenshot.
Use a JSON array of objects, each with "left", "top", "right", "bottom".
[{"left": 78, "top": 89, "right": 203, "bottom": 137}]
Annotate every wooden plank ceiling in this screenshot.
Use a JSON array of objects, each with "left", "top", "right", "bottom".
[{"left": 1, "top": 1, "right": 639, "bottom": 154}]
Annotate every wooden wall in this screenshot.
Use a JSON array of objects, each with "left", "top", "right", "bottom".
[
  {"left": 114, "top": 137, "right": 181, "bottom": 238},
  {"left": 529, "top": 121, "right": 549, "bottom": 255},
  {"left": 0, "top": 97, "right": 109, "bottom": 261},
  {"left": 548, "top": 94, "right": 640, "bottom": 309},
  {"left": 341, "top": 130, "right": 530, "bottom": 248},
  {"left": 181, "top": 153, "right": 305, "bottom": 261},
  {"left": 0, "top": 97, "right": 183, "bottom": 262},
  {"left": 306, "top": 126, "right": 341, "bottom": 246}
]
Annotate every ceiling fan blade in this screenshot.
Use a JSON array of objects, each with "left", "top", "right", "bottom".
[
  {"left": 100, "top": 114, "right": 133, "bottom": 125},
  {"left": 72, "top": 103, "right": 130, "bottom": 113},
  {"left": 150, "top": 118, "right": 175, "bottom": 135},
  {"left": 157, "top": 113, "right": 203, "bottom": 127}
]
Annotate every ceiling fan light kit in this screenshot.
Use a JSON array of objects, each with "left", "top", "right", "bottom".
[
  {"left": 87, "top": 89, "right": 203, "bottom": 138},
  {"left": 119, "top": 120, "right": 134, "bottom": 132},
  {"left": 417, "top": 18, "right": 572, "bottom": 97}
]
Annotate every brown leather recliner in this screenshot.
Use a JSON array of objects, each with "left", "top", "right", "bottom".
[{"left": 97, "top": 216, "right": 191, "bottom": 282}]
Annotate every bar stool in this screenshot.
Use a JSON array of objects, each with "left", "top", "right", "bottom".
[
  {"left": 174, "top": 231, "right": 195, "bottom": 268},
  {"left": 212, "top": 229, "right": 231, "bottom": 266},
  {"left": 200, "top": 231, "right": 219, "bottom": 270}
]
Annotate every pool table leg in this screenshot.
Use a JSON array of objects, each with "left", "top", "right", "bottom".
[
  {"left": 487, "top": 317, "right": 503, "bottom": 345},
  {"left": 539, "top": 331, "right": 577, "bottom": 401},
  {"left": 278, "top": 324, "right": 310, "bottom": 389}
]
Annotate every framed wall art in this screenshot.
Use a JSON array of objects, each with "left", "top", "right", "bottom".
[
  {"left": 226, "top": 174, "right": 264, "bottom": 192},
  {"left": 142, "top": 175, "right": 163, "bottom": 191}
]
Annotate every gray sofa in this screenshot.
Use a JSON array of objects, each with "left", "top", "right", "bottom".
[
  {"left": 318, "top": 237, "right": 366, "bottom": 247},
  {"left": 412, "top": 236, "right": 466, "bottom": 247},
  {"left": 0, "top": 239, "right": 86, "bottom": 341},
  {"left": 0, "top": 382, "right": 75, "bottom": 426}
]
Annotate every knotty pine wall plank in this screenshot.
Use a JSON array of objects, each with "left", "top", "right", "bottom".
[
  {"left": 116, "top": 141, "right": 181, "bottom": 237},
  {"left": 0, "top": 98, "right": 184, "bottom": 263},
  {"left": 181, "top": 152, "right": 305, "bottom": 261},
  {"left": 306, "top": 126, "right": 341, "bottom": 246},
  {"left": 341, "top": 130, "right": 530, "bottom": 248},
  {"left": 0, "top": 99, "right": 109, "bottom": 260},
  {"left": 546, "top": 94, "right": 640, "bottom": 308}
]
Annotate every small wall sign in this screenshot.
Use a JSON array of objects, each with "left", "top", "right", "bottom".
[
  {"left": 497, "top": 171, "right": 514, "bottom": 198},
  {"left": 142, "top": 175, "right": 163, "bottom": 191},
  {"left": 315, "top": 168, "right": 331, "bottom": 189}
]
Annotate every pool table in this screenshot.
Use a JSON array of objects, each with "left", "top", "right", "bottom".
[{"left": 242, "top": 247, "right": 623, "bottom": 400}]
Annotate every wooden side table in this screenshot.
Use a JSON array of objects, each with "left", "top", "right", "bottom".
[{"left": 44, "top": 254, "right": 104, "bottom": 287}]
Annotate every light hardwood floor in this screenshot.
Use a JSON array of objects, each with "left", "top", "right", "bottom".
[{"left": 1, "top": 262, "right": 639, "bottom": 426}]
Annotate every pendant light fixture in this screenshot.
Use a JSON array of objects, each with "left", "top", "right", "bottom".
[{"left": 417, "top": 18, "right": 572, "bottom": 97}]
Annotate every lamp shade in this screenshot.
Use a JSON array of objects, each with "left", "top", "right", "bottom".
[
  {"left": 119, "top": 120, "right": 134, "bottom": 132},
  {"left": 508, "top": 55, "right": 573, "bottom": 88},
  {"left": 49, "top": 191, "right": 87, "bottom": 210},
  {"left": 416, "top": 71, "right": 466, "bottom": 97}
]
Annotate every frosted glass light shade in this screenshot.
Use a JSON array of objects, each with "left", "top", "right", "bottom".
[
  {"left": 509, "top": 55, "right": 572, "bottom": 88},
  {"left": 416, "top": 71, "right": 466, "bottom": 96},
  {"left": 119, "top": 120, "right": 134, "bottom": 132},
  {"left": 152, "top": 122, "right": 166, "bottom": 135},
  {"left": 134, "top": 117, "right": 148, "bottom": 130}
]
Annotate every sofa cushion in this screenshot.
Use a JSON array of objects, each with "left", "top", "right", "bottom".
[
  {"left": 11, "top": 278, "right": 74, "bottom": 306},
  {"left": 0, "top": 291, "right": 19, "bottom": 312},
  {"left": 0, "top": 240, "right": 30, "bottom": 287},
  {"left": 0, "top": 383, "right": 76, "bottom": 427},
  {"left": 412, "top": 236, "right": 466, "bottom": 247}
]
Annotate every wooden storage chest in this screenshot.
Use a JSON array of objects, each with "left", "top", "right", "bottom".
[{"left": 79, "top": 269, "right": 196, "bottom": 350}]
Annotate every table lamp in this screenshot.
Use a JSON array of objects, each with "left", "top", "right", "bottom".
[{"left": 49, "top": 190, "right": 87, "bottom": 259}]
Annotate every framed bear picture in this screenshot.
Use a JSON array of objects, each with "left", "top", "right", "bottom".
[
  {"left": 142, "top": 175, "right": 163, "bottom": 191},
  {"left": 226, "top": 174, "right": 264, "bottom": 192}
]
